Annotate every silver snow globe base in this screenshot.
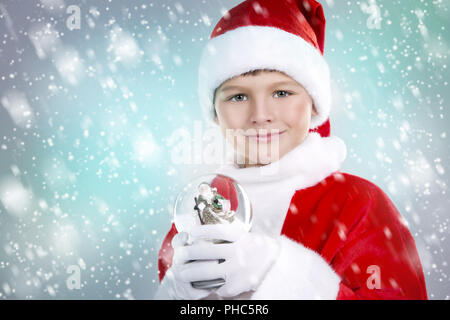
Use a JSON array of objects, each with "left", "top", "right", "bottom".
[{"left": 173, "top": 174, "right": 252, "bottom": 290}]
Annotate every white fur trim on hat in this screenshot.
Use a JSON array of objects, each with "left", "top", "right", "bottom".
[{"left": 198, "top": 25, "right": 332, "bottom": 130}]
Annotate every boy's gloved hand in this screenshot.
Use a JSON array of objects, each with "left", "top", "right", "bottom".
[
  {"left": 161, "top": 231, "right": 214, "bottom": 300},
  {"left": 174, "top": 224, "right": 281, "bottom": 298}
]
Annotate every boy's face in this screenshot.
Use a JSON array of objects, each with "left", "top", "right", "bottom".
[{"left": 214, "top": 70, "right": 317, "bottom": 167}]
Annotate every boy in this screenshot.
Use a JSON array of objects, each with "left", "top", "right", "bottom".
[{"left": 154, "top": 0, "right": 427, "bottom": 299}]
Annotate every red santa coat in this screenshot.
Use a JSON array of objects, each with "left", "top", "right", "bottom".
[{"left": 157, "top": 133, "right": 427, "bottom": 300}]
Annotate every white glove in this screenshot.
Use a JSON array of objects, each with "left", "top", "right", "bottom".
[
  {"left": 156, "top": 231, "right": 214, "bottom": 300},
  {"left": 174, "top": 223, "right": 281, "bottom": 298}
]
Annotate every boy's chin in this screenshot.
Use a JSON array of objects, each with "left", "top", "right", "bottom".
[{"left": 237, "top": 152, "right": 282, "bottom": 168}]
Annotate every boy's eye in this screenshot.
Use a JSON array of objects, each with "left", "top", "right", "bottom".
[
  {"left": 274, "top": 90, "right": 291, "bottom": 98},
  {"left": 228, "top": 91, "right": 291, "bottom": 101},
  {"left": 229, "top": 94, "right": 247, "bottom": 102}
]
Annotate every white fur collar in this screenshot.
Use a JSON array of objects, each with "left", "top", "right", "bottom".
[{"left": 216, "top": 132, "right": 347, "bottom": 236}]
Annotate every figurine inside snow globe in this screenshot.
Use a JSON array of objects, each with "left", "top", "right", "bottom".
[{"left": 194, "top": 181, "right": 237, "bottom": 225}]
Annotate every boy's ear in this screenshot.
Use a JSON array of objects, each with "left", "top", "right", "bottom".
[
  {"left": 312, "top": 104, "right": 318, "bottom": 116},
  {"left": 213, "top": 106, "right": 220, "bottom": 125}
]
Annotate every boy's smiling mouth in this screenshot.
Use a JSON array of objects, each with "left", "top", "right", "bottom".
[{"left": 244, "top": 129, "right": 287, "bottom": 142}]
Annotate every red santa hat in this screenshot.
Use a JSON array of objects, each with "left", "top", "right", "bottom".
[{"left": 198, "top": 0, "right": 331, "bottom": 137}]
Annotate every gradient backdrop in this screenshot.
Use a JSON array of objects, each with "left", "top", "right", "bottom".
[{"left": 0, "top": 0, "right": 448, "bottom": 299}]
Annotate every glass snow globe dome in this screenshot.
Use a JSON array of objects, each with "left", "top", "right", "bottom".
[{"left": 173, "top": 174, "right": 253, "bottom": 235}]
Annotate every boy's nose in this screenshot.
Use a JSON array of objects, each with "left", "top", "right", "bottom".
[{"left": 249, "top": 100, "right": 274, "bottom": 125}]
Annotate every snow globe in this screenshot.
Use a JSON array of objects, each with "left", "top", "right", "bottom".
[{"left": 173, "top": 173, "right": 253, "bottom": 289}]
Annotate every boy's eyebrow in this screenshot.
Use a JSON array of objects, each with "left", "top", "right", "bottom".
[
  {"left": 219, "top": 80, "right": 299, "bottom": 93},
  {"left": 219, "top": 85, "right": 246, "bottom": 93},
  {"left": 269, "top": 80, "right": 299, "bottom": 87}
]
